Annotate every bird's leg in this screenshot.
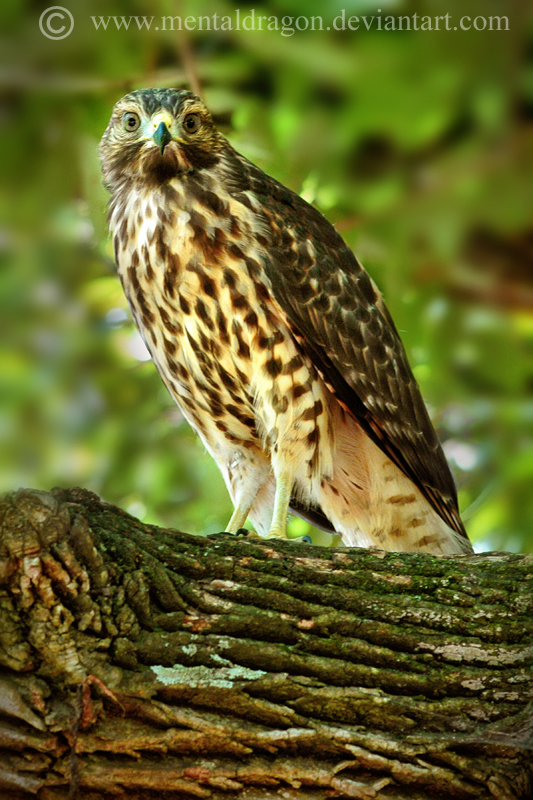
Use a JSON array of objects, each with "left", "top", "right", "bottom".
[
  {"left": 223, "top": 453, "right": 271, "bottom": 535},
  {"left": 226, "top": 502, "right": 253, "bottom": 534},
  {"left": 267, "top": 465, "right": 294, "bottom": 539}
]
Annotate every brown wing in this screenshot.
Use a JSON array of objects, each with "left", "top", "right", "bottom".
[{"left": 231, "top": 152, "right": 466, "bottom": 539}]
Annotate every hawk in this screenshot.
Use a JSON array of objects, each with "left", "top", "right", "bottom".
[{"left": 100, "top": 88, "right": 472, "bottom": 555}]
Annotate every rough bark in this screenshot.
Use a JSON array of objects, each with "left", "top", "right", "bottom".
[{"left": 0, "top": 487, "right": 532, "bottom": 800}]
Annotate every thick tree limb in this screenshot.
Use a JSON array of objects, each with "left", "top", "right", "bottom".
[{"left": 0, "top": 487, "right": 532, "bottom": 799}]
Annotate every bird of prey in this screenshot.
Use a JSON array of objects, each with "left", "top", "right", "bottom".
[{"left": 100, "top": 88, "right": 472, "bottom": 555}]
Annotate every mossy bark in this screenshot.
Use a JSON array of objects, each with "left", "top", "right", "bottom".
[{"left": 0, "top": 487, "right": 532, "bottom": 800}]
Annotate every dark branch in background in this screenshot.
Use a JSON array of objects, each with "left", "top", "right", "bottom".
[
  {"left": 177, "top": 27, "right": 202, "bottom": 99},
  {"left": 0, "top": 487, "right": 532, "bottom": 799}
]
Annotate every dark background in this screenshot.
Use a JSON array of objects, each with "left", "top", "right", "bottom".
[{"left": 2, "top": 0, "right": 532, "bottom": 551}]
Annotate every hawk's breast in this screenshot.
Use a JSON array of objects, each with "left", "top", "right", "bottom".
[{"left": 109, "top": 179, "right": 288, "bottom": 455}]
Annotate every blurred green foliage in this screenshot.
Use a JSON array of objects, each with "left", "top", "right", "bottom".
[{"left": 1, "top": 0, "right": 532, "bottom": 551}]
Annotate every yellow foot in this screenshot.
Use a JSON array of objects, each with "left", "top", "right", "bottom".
[
  {"left": 266, "top": 526, "right": 289, "bottom": 540},
  {"left": 291, "top": 535, "right": 312, "bottom": 544},
  {"left": 235, "top": 528, "right": 262, "bottom": 539},
  {"left": 267, "top": 531, "right": 311, "bottom": 544},
  {"left": 226, "top": 506, "right": 251, "bottom": 535}
]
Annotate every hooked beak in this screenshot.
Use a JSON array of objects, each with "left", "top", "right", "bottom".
[{"left": 153, "top": 121, "right": 172, "bottom": 154}]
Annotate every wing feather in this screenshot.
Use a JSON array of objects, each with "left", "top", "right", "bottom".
[{"left": 230, "top": 151, "right": 466, "bottom": 538}]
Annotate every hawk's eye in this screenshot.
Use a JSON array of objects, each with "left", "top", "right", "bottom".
[
  {"left": 183, "top": 113, "right": 200, "bottom": 134},
  {"left": 122, "top": 112, "right": 140, "bottom": 132}
]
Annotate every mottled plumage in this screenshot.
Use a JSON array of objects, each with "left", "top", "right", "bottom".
[{"left": 100, "top": 88, "right": 472, "bottom": 555}]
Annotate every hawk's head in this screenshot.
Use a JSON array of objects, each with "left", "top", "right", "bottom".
[{"left": 100, "top": 88, "right": 223, "bottom": 191}]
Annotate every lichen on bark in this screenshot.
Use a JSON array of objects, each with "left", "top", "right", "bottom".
[{"left": 0, "top": 487, "right": 532, "bottom": 799}]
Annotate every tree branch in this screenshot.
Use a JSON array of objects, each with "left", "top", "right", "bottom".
[{"left": 0, "top": 487, "right": 532, "bottom": 799}]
